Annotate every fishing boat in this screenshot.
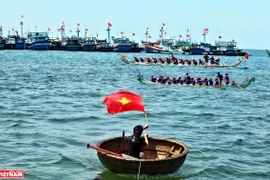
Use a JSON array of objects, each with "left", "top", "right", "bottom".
[
  {"left": 50, "top": 39, "right": 65, "bottom": 50},
  {"left": 137, "top": 72, "right": 255, "bottom": 89},
  {"left": 112, "top": 36, "right": 144, "bottom": 52},
  {"left": 4, "top": 34, "right": 29, "bottom": 49},
  {"left": 65, "top": 36, "right": 82, "bottom": 51},
  {"left": 266, "top": 49, "right": 270, "bottom": 57},
  {"left": 81, "top": 38, "right": 96, "bottom": 51},
  {"left": 0, "top": 37, "right": 5, "bottom": 49},
  {"left": 88, "top": 136, "right": 188, "bottom": 175},
  {"left": 87, "top": 90, "right": 189, "bottom": 175},
  {"left": 120, "top": 54, "right": 244, "bottom": 68},
  {"left": 27, "top": 32, "right": 51, "bottom": 50},
  {"left": 95, "top": 39, "right": 114, "bottom": 52}
]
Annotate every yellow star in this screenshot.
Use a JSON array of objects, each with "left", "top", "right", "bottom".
[{"left": 117, "top": 97, "right": 131, "bottom": 105}]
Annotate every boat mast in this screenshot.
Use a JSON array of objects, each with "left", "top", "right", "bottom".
[
  {"left": 76, "top": 23, "right": 80, "bottom": 39},
  {"left": 106, "top": 26, "right": 111, "bottom": 43},
  {"left": 61, "top": 25, "right": 65, "bottom": 41},
  {"left": 20, "top": 15, "right": 24, "bottom": 37},
  {"left": 160, "top": 23, "right": 165, "bottom": 46},
  {"left": 145, "top": 28, "right": 149, "bottom": 42}
]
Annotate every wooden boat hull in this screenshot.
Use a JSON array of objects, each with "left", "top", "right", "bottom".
[
  {"left": 97, "top": 137, "right": 189, "bottom": 175},
  {"left": 120, "top": 55, "right": 243, "bottom": 68}
]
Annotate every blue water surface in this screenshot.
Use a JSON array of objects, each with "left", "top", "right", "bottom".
[{"left": 0, "top": 49, "right": 269, "bottom": 180}]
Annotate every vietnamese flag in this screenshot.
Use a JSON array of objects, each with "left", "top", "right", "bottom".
[
  {"left": 108, "top": 22, "right": 112, "bottom": 27},
  {"left": 103, "top": 91, "right": 146, "bottom": 115}
]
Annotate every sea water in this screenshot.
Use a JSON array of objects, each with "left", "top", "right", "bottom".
[{"left": 0, "top": 49, "right": 269, "bottom": 180}]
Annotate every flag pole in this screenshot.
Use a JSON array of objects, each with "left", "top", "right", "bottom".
[{"left": 144, "top": 113, "right": 148, "bottom": 134}]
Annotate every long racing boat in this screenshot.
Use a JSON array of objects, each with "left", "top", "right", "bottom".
[
  {"left": 120, "top": 55, "right": 244, "bottom": 68},
  {"left": 137, "top": 72, "right": 255, "bottom": 89}
]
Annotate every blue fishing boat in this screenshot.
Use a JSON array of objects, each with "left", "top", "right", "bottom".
[
  {"left": 27, "top": 32, "right": 51, "bottom": 50},
  {"left": 81, "top": 38, "right": 96, "bottom": 51},
  {"left": 212, "top": 40, "right": 248, "bottom": 56},
  {"left": 65, "top": 36, "right": 81, "bottom": 51},
  {"left": 0, "top": 38, "right": 5, "bottom": 49},
  {"left": 112, "top": 36, "right": 143, "bottom": 52},
  {"left": 5, "top": 35, "right": 29, "bottom": 49},
  {"left": 95, "top": 39, "right": 114, "bottom": 52},
  {"left": 50, "top": 39, "right": 65, "bottom": 50}
]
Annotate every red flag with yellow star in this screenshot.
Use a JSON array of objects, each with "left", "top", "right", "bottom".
[{"left": 103, "top": 91, "right": 146, "bottom": 115}]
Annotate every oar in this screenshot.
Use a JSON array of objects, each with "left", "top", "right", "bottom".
[{"left": 87, "top": 143, "right": 138, "bottom": 160}]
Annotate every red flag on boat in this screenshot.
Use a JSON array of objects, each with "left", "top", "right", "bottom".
[
  {"left": 85, "top": 28, "right": 88, "bottom": 31},
  {"left": 245, "top": 52, "right": 249, "bottom": 59},
  {"left": 21, "top": 15, "right": 24, "bottom": 18},
  {"left": 120, "top": 31, "right": 124, "bottom": 35},
  {"left": 70, "top": 30, "right": 72, "bottom": 33},
  {"left": 179, "top": 35, "right": 182, "bottom": 38},
  {"left": 146, "top": 27, "right": 149, "bottom": 30},
  {"left": 232, "top": 39, "right": 235, "bottom": 42},
  {"left": 77, "top": 23, "right": 80, "bottom": 26},
  {"left": 148, "top": 35, "right": 152, "bottom": 38},
  {"left": 57, "top": 28, "right": 60, "bottom": 32},
  {"left": 108, "top": 22, "right": 112, "bottom": 27},
  {"left": 162, "top": 22, "right": 165, "bottom": 26},
  {"left": 132, "top": 33, "right": 135, "bottom": 36},
  {"left": 48, "top": 28, "right": 50, "bottom": 31},
  {"left": 204, "top": 28, "right": 209, "bottom": 34},
  {"left": 186, "top": 34, "right": 190, "bottom": 38},
  {"left": 218, "top": 36, "right": 222, "bottom": 39},
  {"left": 62, "top": 22, "right": 65, "bottom": 25},
  {"left": 103, "top": 90, "right": 146, "bottom": 115},
  {"left": 159, "top": 35, "right": 162, "bottom": 38}
]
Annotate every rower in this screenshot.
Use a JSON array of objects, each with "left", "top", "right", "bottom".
[
  {"left": 186, "top": 72, "right": 191, "bottom": 85},
  {"left": 217, "top": 72, "right": 224, "bottom": 85},
  {"left": 214, "top": 78, "right": 220, "bottom": 85},
  {"left": 204, "top": 77, "right": 209, "bottom": 86},
  {"left": 203, "top": 53, "right": 209, "bottom": 64},
  {"left": 172, "top": 77, "right": 177, "bottom": 84},
  {"left": 231, "top": 80, "right": 237, "bottom": 86},
  {"left": 209, "top": 78, "right": 214, "bottom": 86},
  {"left": 177, "top": 77, "right": 183, "bottom": 85},
  {"left": 151, "top": 75, "right": 157, "bottom": 83},
  {"left": 152, "top": 57, "right": 158, "bottom": 64},
  {"left": 134, "top": 56, "right": 139, "bottom": 62},
  {"left": 158, "top": 75, "right": 163, "bottom": 83},
  {"left": 224, "top": 72, "right": 230, "bottom": 85}
]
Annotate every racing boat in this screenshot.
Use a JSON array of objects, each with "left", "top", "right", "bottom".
[
  {"left": 137, "top": 72, "right": 255, "bottom": 89},
  {"left": 120, "top": 55, "right": 244, "bottom": 68}
]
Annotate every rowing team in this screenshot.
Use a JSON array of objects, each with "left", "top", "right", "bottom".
[
  {"left": 150, "top": 72, "right": 237, "bottom": 86},
  {"left": 133, "top": 56, "right": 207, "bottom": 65}
]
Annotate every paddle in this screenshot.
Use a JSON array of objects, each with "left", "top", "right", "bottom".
[{"left": 87, "top": 143, "right": 138, "bottom": 160}]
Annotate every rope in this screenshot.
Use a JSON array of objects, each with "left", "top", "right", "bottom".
[{"left": 137, "top": 161, "right": 142, "bottom": 180}]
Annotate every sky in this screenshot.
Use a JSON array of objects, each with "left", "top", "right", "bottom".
[{"left": 0, "top": 0, "right": 269, "bottom": 49}]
